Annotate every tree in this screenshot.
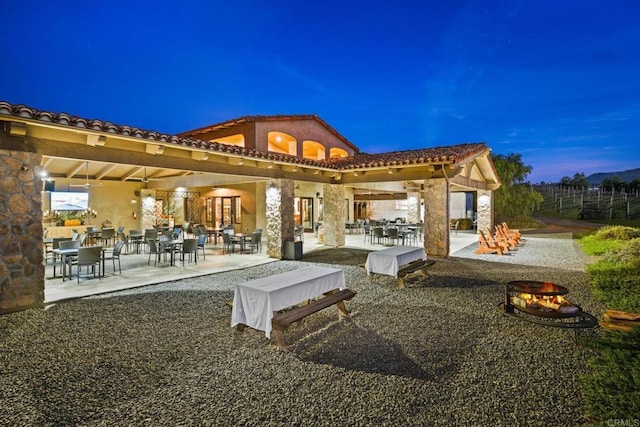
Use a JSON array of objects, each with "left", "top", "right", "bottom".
[
  {"left": 493, "top": 153, "right": 544, "bottom": 221},
  {"left": 560, "top": 173, "right": 588, "bottom": 188}
]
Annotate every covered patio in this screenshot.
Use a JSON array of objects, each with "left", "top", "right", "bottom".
[{"left": 44, "top": 230, "right": 478, "bottom": 304}]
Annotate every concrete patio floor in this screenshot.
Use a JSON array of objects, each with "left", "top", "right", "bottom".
[{"left": 44, "top": 231, "right": 478, "bottom": 304}]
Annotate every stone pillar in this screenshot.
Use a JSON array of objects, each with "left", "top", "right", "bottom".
[
  {"left": 0, "top": 149, "right": 45, "bottom": 314},
  {"left": 476, "top": 189, "right": 493, "bottom": 235},
  {"left": 266, "top": 179, "right": 295, "bottom": 259},
  {"left": 322, "top": 183, "right": 346, "bottom": 247},
  {"left": 423, "top": 178, "right": 450, "bottom": 258},
  {"left": 141, "top": 189, "right": 156, "bottom": 230},
  {"left": 406, "top": 192, "right": 420, "bottom": 223}
]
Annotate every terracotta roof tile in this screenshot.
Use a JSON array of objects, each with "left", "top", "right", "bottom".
[{"left": 0, "top": 101, "right": 487, "bottom": 172}]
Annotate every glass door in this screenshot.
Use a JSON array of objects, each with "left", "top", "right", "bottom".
[{"left": 301, "top": 197, "right": 313, "bottom": 231}]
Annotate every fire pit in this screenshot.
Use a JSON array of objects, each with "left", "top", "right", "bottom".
[{"left": 499, "top": 280, "right": 597, "bottom": 330}]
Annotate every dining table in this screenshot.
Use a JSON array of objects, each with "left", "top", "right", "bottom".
[
  {"left": 207, "top": 228, "right": 223, "bottom": 244},
  {"left": 52, "top": 247, "right": 106, "bottom": 281},
  {"left": 158, "top": 238, "right": 183, "bottom": 266},
  {"left": 231, "top": 266, "right": 347, "bottom": 338},
  {"left": 230, "top": 233, "right": 252, "bottom": 253},
  {"left": 364, "top": 245, "right": 426, "bottom": 279},
  {"left": 128, "top": 231, "right": 145, "bottom": 254}
]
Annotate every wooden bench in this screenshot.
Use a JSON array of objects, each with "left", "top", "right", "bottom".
[
  {"left": 396, "top": 259, "right": 435, "bottom": 288},
  {"left": 271, "top": 288, "right": 356, "bottom": 351}
]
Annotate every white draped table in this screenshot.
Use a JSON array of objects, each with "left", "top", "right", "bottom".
[
  {"left": 364, "top": 245, "right": 426, "bottom": 278},
  {"left": 231, "top": 266, "right": 346, "bottom": 338}
]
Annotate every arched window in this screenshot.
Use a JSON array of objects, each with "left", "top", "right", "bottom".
[
  {"left": 329, "top": 147, "right": 348, "bottom": 158},
  {"left": 212, "top": 134, "right": 245, "bottom": 147},
  {"left": 268, "top": 131, "right": 296, "bottom": 155},
  {"left": 302, "top": 140, "right": 326, "bottom": 160}
]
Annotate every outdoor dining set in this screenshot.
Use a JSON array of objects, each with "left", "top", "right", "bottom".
[{"left": 43, "top": 222, "right": 263, "bottom": 283}]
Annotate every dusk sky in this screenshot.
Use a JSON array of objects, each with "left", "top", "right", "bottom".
[{"left": 1, "top": 1, "right": 639, "bottom": 183}]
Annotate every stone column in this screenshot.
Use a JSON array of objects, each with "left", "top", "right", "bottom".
[
  {"left": 266, "top": 179, "right": 295, "bottom": 258},
  {"left": 476, "top": 189, "right": 493, "bottom": 235},
  {"left": 322, "top": 183, "right": 346, "bottom": 247},
  {"left": 406, "top": 192, "right": 420, "bottom": 223},
  {"left": 0, "top": 149, "right": 45, "bottom": 314},
  {"left": 423, "top": 178, "right": 450, "bottom": 257}
]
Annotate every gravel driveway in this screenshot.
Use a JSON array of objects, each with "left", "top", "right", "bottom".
[{"left": 0, "top": 234, "right": 605, "bottom": 426}]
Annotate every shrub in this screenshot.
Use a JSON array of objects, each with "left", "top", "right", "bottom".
[
  {"left": 603, "top": 238, "right": 640, "bottom": 265},
  {"left": 595, "top": 225, "right": 640, "bottom": 241},
  {"left": 580, "top": 234, "right": 626, "bottom": 256},
  {"left": 587, "top": 261, "right": 640, "bottom": 312}
]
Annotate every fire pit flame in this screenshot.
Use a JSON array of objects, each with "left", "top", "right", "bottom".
[{"left": 500, "top": 280, "right": 598, "bottom": 330}]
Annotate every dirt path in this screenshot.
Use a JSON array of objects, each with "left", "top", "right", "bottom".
[{"left": 531, "top": 216, "right": 604, "bottom": 234}]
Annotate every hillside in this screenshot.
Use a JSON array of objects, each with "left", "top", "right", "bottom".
[{"left": 587, "top": 167, "right": 640, "bottom": 185}]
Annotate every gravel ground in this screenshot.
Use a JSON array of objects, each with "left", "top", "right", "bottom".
[{"left": 0, "top": 234, "right": 606, "bottom": 426}]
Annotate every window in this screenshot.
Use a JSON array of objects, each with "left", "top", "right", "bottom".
[{"left": 214, "top": 196, "right": 242, "bottom": 226}]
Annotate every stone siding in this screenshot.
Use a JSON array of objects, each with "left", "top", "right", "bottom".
[
  {"left": 423, "top": 178, "right": 449, "bottom": 257},
  {"left": 476, "top": 189, "right": 493, "bottom": 234},
  {"left": 322, "top": 184, "right": 346, "bottom": 247},
  {"left": 406, "top": 192, "right": 420, "bottom": 224},
  {"left": 0, "top": 149, "right": 45, "bottom": 314},
  {"left": 266, "top": 179, "right": 294, "bottom": 258}
]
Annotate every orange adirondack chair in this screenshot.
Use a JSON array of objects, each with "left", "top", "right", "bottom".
[
  {"left": 502, "top": 222, "right": 521, "bottom": 241},
  {"left": 495, "top": 224, "right": 518, "bottom": 248},
  {"left": 475, "top": 230, "right": 503, "bottom": 255}
]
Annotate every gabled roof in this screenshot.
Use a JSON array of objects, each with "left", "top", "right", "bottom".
[{"left": 177, "top": 114, "right": 358, "bottom": 151}]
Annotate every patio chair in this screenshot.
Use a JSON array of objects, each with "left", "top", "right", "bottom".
[
  {"left": 103, "top": 240, "right": 125, "bottom": 274},
  {"left": 494, "top": 224, "right": 518, "bottom": 249},
  {"left": 76, "top": 246, "right": 103, "bottom": 282},
  {"left": 222, "top": 232, "right": 240, "bottom": 255},
  {"left": 180, "top": 238, "right": 198, "bottom": 265},
  {"left": 450, "top": 220, "right": 460, "bottom": 234},
  {"left": 147, "top": 238, "right": 164, "bottom": 266},
  {"left": 363, "top": 223, "right": 372, "bottom": 244},
  {"left": 372, "top": 227, "right": 387, "bottom": 245},
  {"left": 100, "top": 228, "right": 115, "bottom": 247},
  {"left": 243, "top": 232, "right": 261, "bottom": 254},
  {"left": 196, "top": 234, "right": 207, "bottom": 260},
  {"left": 117, "top": 231, "right": 129, "bottom": 254},
  {"left": 475, "top": 230, "right": 503, "bottom": 255},
  {"left": 386, "top": 227, "right": 399, "bottom": 245}
]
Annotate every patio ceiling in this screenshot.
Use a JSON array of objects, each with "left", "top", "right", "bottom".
[{"left": 40, "top": 156, "right": 269, "bottom": 190}]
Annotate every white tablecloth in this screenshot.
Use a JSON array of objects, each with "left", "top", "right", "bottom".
[
  {"left": 231, "top": 266, "right": 346, "bottom": 338},
  {"left": 364, "top": 246, "right": 426, "bottom": 278}
]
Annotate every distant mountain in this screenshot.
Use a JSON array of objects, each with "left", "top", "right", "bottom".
[{"left": 586, "top": 168, "right": 640, "bottom": 185}]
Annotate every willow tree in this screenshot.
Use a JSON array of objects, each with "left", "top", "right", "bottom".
[{"left": 493, "top": 153, "right": 543, "bottom": 221}]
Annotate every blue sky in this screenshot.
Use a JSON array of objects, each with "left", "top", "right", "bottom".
[{"left": 1, "top": 0, "right": 639, "bottom": 183}]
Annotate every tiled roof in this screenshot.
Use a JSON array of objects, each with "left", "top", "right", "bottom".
[
  {"left": 327, "top": 145, "right": 488, "bottom": 169},
  {"left": 0, "top": 101, "right": 487, "bottom": 171},
  {"left": 177, "top": 114, "right": 358, "bottom": 151}
]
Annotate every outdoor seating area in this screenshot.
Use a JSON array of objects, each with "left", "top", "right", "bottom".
[
  {"left": 344, "top": 219, "right": 424, "bottom": 247},
  {"left": 475, "top": 222, "right": 523, "bottom": 256}
]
